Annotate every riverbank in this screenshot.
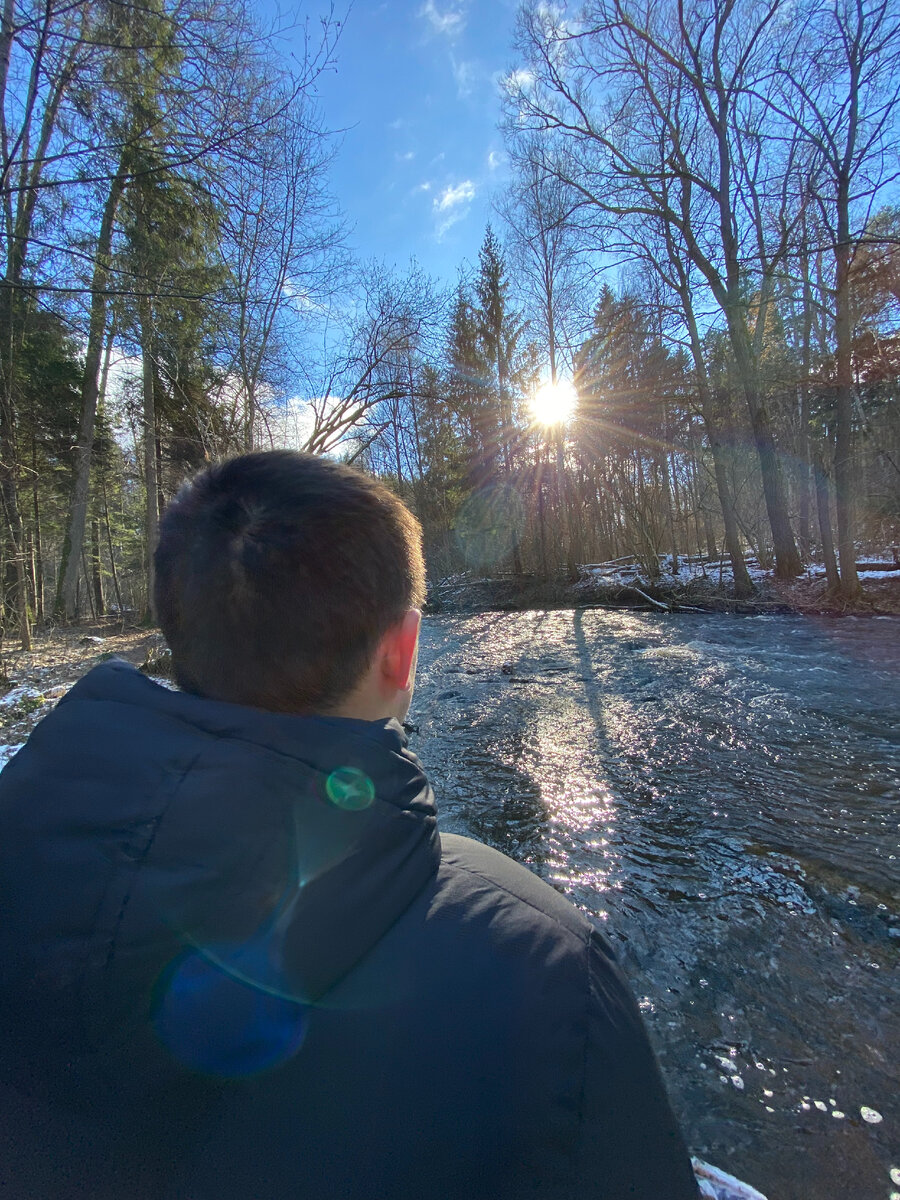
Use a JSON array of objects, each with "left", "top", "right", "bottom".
[
  {"left": 0, "top": 565, "right": 897, "bottom": 756},
  {"left": 427, "top": 558, "right": 900, "bottom": 617},
  {"left": 0, "top": 621, "right": 164, "bottom": 763}
]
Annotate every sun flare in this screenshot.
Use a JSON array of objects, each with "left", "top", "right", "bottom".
[{"left": 529, "top": 379, "right": 578, "bottom": 426}]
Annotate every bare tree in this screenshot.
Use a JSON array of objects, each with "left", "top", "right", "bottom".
[
  {"left": 1, "top": 0, "right": 99, "bottom": 643},
  {"left": 54, "top": 0, "right": 342, "bottom": 617},
  {"left": 511, "top": 0, "right": 804, "bottom": 577},
  {"left": 215, "top": 31, "right": 343, "bottom": 451},
  {"left": 773, "top": 0, "right": 900, "bottom": 596},
  {"left": 496, "top": 138, "right": 592, "bottom": 385},
  {"left": 262, "top": 262, "right": 445, "bottom": 460}
]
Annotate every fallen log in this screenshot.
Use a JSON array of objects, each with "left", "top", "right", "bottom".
[{"left": 623, "top": 585, "right": 670, "bottom": 612}]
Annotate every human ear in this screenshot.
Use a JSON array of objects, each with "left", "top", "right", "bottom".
[{"left": 382, "top": 608, "right": 421, "bottom": 692}]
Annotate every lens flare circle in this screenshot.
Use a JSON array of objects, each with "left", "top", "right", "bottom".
[
  {"left": 153, "top": 944, "right": 309, "bottom": 1077},
  {"left": 326, "top": 766, "right": 376, "bottom": 811},
  {"left": 454, "top": 482, "right": 525, "bottom": 569},
  {"left": 529, "top": 379, "right": 578, "bottom": 426}
]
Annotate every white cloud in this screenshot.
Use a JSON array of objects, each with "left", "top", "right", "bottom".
[
  {"left": 435, "top": 180, "right": 476, "bottom": 211},
  {"left": 499, "top": 67, "right": 534, "bottom": 96},
  {"left": 433, "top": 179, "right": 476, "bottom": 238},
  {"left": 436, "top": 211, "right": 467, "bottom": 239},
  {"left": 451, "top": 55, "right": 477, "bottom": 97},
  {"left": 282, "top": 279, "right": 318, "bottom": 311},
  {"left": 264, "top": 395, "right": 363, "bottom": 458},
  {"left": 414, "top": 181, "right": 432, "bottom": 193},
  {"left": 264, "top": 395, "right": 315, "bottom": 451},
  {"left": 419, "top": 0, "right": 466, "bottom": 37},
  {"left": 395, "top": 150, "right": 416, "bottom": 162}
]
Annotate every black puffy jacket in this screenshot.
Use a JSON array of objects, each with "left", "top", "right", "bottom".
[{"left": 0, "top": 660, "right": 698, "bottom": 1199}]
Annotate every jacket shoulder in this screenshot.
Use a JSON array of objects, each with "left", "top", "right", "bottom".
[{"left": 436, "top": 832, "right": 594, "bottom": 946}]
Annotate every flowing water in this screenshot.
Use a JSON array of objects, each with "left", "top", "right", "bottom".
[{"left": 411, "top": 610, "right": 900, "bottom": 1200}]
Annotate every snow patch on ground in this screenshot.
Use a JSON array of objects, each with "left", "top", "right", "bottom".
[
  {"left": 0, "top": 685, "right": 43, "bottom": 709},
  {"left": 807, "top": 566, "right": 900, "bottom": 581},
  {"left": 578, "top": 554, "right": 771, "bottom": 588},
  {"left": 147, "top": 675, "right": 179, "bottom": 691},
  {"left": 581, "top": 552, "right": 899, "bottom": 590},
  {"left": 0, "top": 743, "right": 25, "bottom": 771}
]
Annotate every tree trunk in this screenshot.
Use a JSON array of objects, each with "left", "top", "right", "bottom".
[
  {"left": 687, "top": 445, "right": 705, "bottom": 560},
  {"left": 25, "top": 529, "right": 36, "bottom": 616},
  {"left": 556, "top": 428, "right": 576, "bottom": 578},
  {"left": 81, "top": 547, "right": 96, "bottom": 619},
  {"left": 58, "top": 169, "right": 126, "bottom": 619},
  {"left": 814, "top": 449, "right": 840, "bottom": 592},
  {"left": 705, "top": 402, "right": 754, "bottom": 598},
  {"left": 102, "top": 475, "right": 124, "bottom": 618},
  {"left": 0, "top": 286, "right": 30, "bottom": 647},
  {"left": 537, "top": 466, "right": 548, "bottom": 579},
  {"left": 91, "top": 516, "right": 104, "bottom": 616},
  {"left": 661, "top": 452, "right": 678, "bottom": 574},
  {"left": 726, "top": 313, "right": 801, "bottom": 579},
  {"left": 703, "top": 511, "right": 717, "bottom": 561},
  {"left": 0, "top": 442, "right": 31, "bottom": 650},
  {"left": 833, "top": 233, "right": 861, "bottom": 597},
  {"left": 680, "top": 290, "right": 754, "bottom": 598},
  {"left": 31, "top": 440, "right": 44, "bottom": 623},
  {"left": 797, "top": 384, "right": 812, "bottom": 560},
  {"left": 155, "top": 431, "right": 165, "bottom": 525},
  {"left": 797, "top": 246, "right": 815, "bottom": 560},
  {"left": 139, "top": 295, "right": 159, "bottom": 620}
]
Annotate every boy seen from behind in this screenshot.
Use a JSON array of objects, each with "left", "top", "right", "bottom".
[{"left": 0, "top": 451, "right": 699, "bottom": 1199}]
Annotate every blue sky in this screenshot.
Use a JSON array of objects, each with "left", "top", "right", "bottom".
[{"left": 308, "top": 0, "right": 523, "bottom": 284}]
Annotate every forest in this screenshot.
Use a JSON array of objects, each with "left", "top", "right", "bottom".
[{"left": 2, "top": 0, "right": 899, "bottom": 650}]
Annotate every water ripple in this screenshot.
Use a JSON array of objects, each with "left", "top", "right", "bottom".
[{"left": 414, "top": 610, "right": 900, "bottom": 1200}]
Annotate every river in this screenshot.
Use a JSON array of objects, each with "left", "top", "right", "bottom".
[{"left": 411, "top": 610, "right": 900, "bottom": 1200}]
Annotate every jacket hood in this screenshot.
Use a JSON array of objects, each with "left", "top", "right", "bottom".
[{"left": 0, "top": 660, "right": 440, "bottom": 1075}]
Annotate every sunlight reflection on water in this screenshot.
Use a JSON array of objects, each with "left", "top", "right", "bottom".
[{"left": 413, "top": 609, "right": 900, "bottom": 1200}]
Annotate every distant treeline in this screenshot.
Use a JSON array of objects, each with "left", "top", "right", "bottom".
[{"left": 2, "top": 0, "right": 899, "bottom": 649}]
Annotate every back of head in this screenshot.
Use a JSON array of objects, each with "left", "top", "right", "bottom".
[{"left": 154, "top": 451, "right": 425, "bottom": 713}]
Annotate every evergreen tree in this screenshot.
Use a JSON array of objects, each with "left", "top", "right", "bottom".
[
  {"left": 474, "top": 227, "right": 526, "bottom": 481},
  {"left": 117, "top": 154, "right": 226, "bottom": 614}
]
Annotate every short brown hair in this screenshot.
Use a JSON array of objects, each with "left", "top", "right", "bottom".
[{"left": 154, "top": 451, "right": 425, "bottom": 713}]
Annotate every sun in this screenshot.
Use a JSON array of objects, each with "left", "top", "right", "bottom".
[{"left": 529, "top": 379, "right": 578, "bottom": 426}]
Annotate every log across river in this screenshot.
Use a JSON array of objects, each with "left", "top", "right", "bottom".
[{"left": 412, "top": 610, "right": 900, "bottom": 1200}]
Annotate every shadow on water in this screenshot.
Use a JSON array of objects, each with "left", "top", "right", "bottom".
[
  {"left": 572, "top": 608, "right": 613, "bottom": 748},
  {"left": 413, "top": 610, "right": 900, "bottom": 1200},
  {"left": 457, "top": 742, "right": 549, "bottom": 864}
]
